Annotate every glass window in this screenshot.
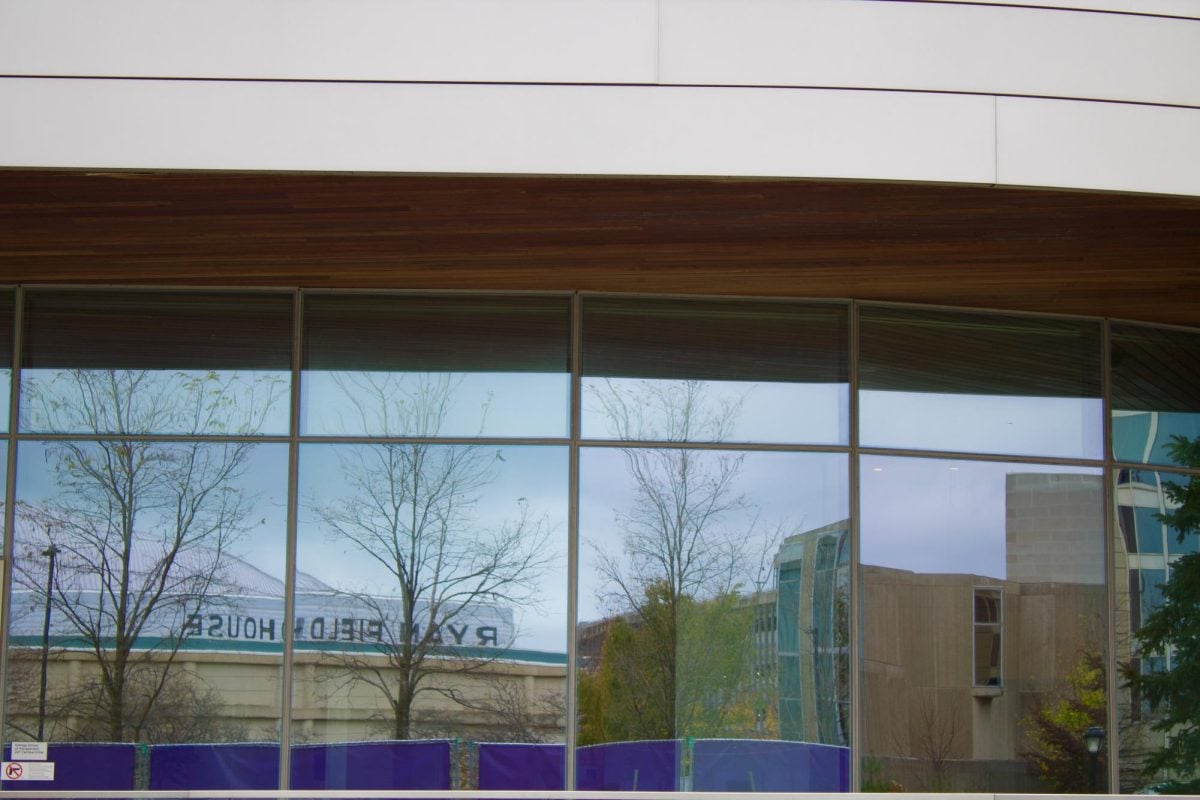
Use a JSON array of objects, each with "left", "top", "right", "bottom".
[
  {"left": 582, "top": 298, "right": 848, "bottom": 444},
  {"left": 295, "top": 443, "right": 568, "bottom": 789},
  {"left": 19, "top": 291, "right": 292, "bottom": 436},
  {"left": 1134, "top": 506, "right": 1165, "bottom": 555},
  {"left": 973, "top": 589, "right": 1002, "bottom": 687},
  {"left": 1115, "top": 466, "right": 1200, "bottom": 793},
  {"left": 859, "top": 307, "right": 1103, "bottom": 459},
  {"left": 861, "top": 456, "right": 1106, "bottom": 793},
  {"left": 0, "top": 290, "right": 13, "bottom": 433},
  {"left": 579, "top": 447, "right": 849, "bottom": 791},
  {"left": 301, "top": 295, "right": 569, "bottom": 438},
  {"left": 1112, "top": 324, "right": 1200, "bottom": 469},
  {"left": 6, "top": 440, "right": 288, "bottom": 788}
]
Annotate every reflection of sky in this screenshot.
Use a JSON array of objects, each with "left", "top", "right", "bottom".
[
  {"left": 0, "top": 369, "right": 9, "bottom": 433},
  {"left": 860, "top": 455, "right": 1102, "bottom": 579},
  {"left": 297, "top": 444, "right": 568, "bottom": 653},
  {"left": 861, "top": 391, "right": 1103, "bottom": 459},
  {"left": 582, "top": 378, "right": 847, "bottom": 445},
  {"left": 19, "top": 369, "right": 292, "bottom": 436},
  {"left": 16, "top": 441, "right": 291, "bottom": 579},
  {"left": 579, "top": 449, "right": 848, "bottom": 622},
  {"left": 302, "top": 371, "right": 569, "bottom": 438}
]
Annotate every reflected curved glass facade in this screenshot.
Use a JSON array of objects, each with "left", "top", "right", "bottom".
[{"left": 0, "top": 289, "right": 1196, "bottom": 794}]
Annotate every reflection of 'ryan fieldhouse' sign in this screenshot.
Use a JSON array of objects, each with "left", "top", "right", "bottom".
[
  {"left": 183, "top": 609, "right": 502, "bottom": 647},
  {"left": 10, "top": 591, "right": 514, "bottom": 653}
]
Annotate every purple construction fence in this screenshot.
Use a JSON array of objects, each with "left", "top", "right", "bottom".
[
  {"left": 691, "top": 738, "right": 850, "bottom": 792},
  {"left": 577, "top": 739, "right": 680, "bottom": 791},
  {"left": 291, "top": 740, "right": 453, "bottom": 790},
  {"left": 2, "top": 742, "right": 137, "bottom": 790},
  {"left": 476, "top": 742, "right": 564, "bottom": 790},
  {"left": 148, "top": 742, "right": 279, "bottom": 790}
]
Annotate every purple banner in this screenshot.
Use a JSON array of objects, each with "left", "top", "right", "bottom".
[
  {"left": 291, "top": 740, "right": 452, "bottom": 790},
  {"left": 692, "top": 738, "right": 850, "bottom": 792},
  {"left": 577, "top": 739, "right": 679, "bottom": 791},
  {"left": 477, "top": 742, "right": 564, "bottom": 790},
  {"left": 3, "top": 743, "right": 137, "bottom": 790},
  {"left": 149, "top": 742, "right": 279, "bottom": 790}
]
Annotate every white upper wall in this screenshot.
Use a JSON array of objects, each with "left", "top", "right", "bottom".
[{"left": 1, "top": 0, "right": 1197, "bottom": 196}]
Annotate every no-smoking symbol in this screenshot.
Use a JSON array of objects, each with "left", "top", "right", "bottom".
[{"left": 4, "top": 762, "right": 22, "bottom": 780}]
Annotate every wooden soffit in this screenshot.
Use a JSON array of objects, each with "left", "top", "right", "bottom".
[{"left": 0, "top": 169, "right": 1197, "bottom": 327}]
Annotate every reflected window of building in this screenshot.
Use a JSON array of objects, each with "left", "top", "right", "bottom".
[
  {"left": 859, "top": 307, "right": 1103, "bottom": 459},
  {"left": 973, "top": 588, "right": 1002, "bottom": 688}
]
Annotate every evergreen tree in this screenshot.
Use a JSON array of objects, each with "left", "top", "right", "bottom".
[{"left": 1129, "top": 435, "right": 1200, "bottom": 792}]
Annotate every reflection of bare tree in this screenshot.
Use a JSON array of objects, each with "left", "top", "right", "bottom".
[
  {"left": 11, "top": 369, "right": 280, "bottom": 742},
  {"left": 888, "top": 690, "right": 962, "bottom": 792},
  {"left": 7, "top": 653, "right": 248, "bottom": 744},
  {"left": 911, "top": 694, "right": 963, "bottom": 791},
  {"left": 310, "top": 373, "right": 553, "bottom": 739},
  {"left": 591, "top": 379, "right": 754, "bottom": 607},
  {"left": 585, "top": 379, "right": 779, "bottom": 740},
  {"left": 452, "top": 680, "right": 565, "bottom": 743}
]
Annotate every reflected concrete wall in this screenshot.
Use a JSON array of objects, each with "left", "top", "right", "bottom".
[
  {"left": 861, "top": 473, "right": 1106, "bottom": 792},
  {"left": 7, "top": 649, "right": 566, "bottom": 745}
]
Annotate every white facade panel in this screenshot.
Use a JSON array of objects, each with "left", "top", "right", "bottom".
[
  {"left": 921, "top": 0, "right": 1198, "bottom": 16},
  {"left": 0, "top": 80, "right": 996, "bottom": 184},
  {"left": 996, "top": 98, "right": 1200, "bottom": 197},
  {"left": 0, "top": 0, "right": 658, "bottom": 84},
  {"left": 660, "top": 0, "right": 1200, "bottom": 108}
]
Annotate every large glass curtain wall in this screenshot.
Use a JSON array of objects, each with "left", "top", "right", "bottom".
[{"left": 0, "top": 289, "right": 1196, "bottom": 795}]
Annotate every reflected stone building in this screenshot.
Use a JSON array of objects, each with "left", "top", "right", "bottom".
[{"left": 777, "top": 474, "right": 1106, "bottom": 792}]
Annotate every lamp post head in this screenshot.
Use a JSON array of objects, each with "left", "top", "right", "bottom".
[
  {"left": 41, "top": 544, "right": 58, "bottom": 559},
  {"left": 1084, "top": 725, "right": 1106, "bottom": 756}
]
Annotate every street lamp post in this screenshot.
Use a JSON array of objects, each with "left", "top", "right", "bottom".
[
  {"left": 37, "top": 542, "right": 58, "bottom": 742},
  {"left": 1084, "top": 725, "right": 1106, "bottom": 794}
]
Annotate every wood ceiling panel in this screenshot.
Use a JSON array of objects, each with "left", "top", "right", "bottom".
[{"left": 0, "top": 170, "right": 1196, "bottom": 326}]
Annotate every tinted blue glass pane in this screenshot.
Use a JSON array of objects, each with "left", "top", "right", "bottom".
[
  {"left": 1113, "top": 413, "right": 1152, "bottom": 463},
  {"left": 1114, "top": 411, "right": 1200, "bottom": 467},
  {"left": 1166, "top": 513, "right": 1200, "bottom": 555},
  {"left": 1138, "top": 569, "right": 1167, "bottom": 626},
  {"left": 1134, "top": 506, "right": 1164, "bottom": 555}
]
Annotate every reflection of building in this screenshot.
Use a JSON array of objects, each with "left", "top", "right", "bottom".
[
  {"left": 1112, "top": 410, "right": 1200, "bottom": 788},
  {"left": 6, "top": 527, "right": 564, "bottom": 745},
  {"left": 775, "top": 474, "right": 1105, "bottom": 791},
  {"left": 7, "top": 646, "right": 566, "bottom": 745},
  {"left": 774, "top": 520, "right": 849, "bottom": 747}
]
